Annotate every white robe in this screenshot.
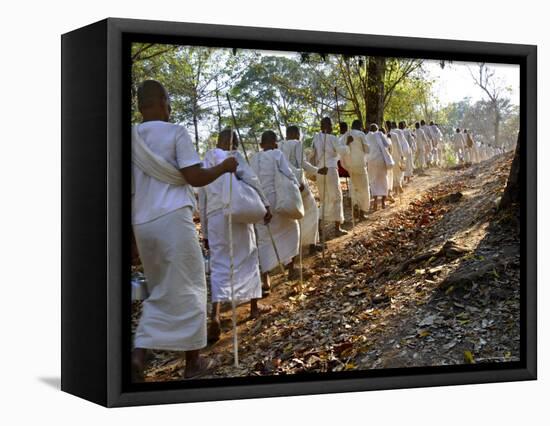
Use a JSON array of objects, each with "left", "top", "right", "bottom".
[
  {"left": 429, "top": 125, "right": 443, "bottom": 165},
  {"left": 389, "top": 130, "right": 404, "bottom": 191},
  {"left": 366, "top": 131, "right": 392, "bottom": 197},
  {"left": 396, "top": 129, "right": 413, "bottom": 178},
  {"left": 463, "top": 133, "right": 473, "bottom": 163},
  {"left": 278, "top": 139, "right": 319, "bottom": 247},
  {"left": 199, "top": 149, "right": 265, "bottom": 303},
  {"left": 402, "top": 129, "right": 415, "bottom": 176},
  {"left": 251, "top": 149, "right": 300, "bottom": 273},
  {"left": 421, "top": 125, "right": 434, "bottom": 164},
  {"left": 452, "top": 132, "right": 465, "bottom": 163},
  {"left": 311, "top": 132, "right": 345, "bottom": 223},
  {"left": 134, "top": 206, "right": 207, "bottom": 351},
  {"left": 341, "top": 129, "right": 371, "bottom": 211}
]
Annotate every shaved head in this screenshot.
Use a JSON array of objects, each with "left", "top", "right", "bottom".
[
  {"left": 261, "top": 130, "right": 278, "bottom": 150},
  {"left": 137, "top": 80, "right": 171, "bottom": 122},
  {"left": 286, "top": 125, "right": 300, "bottom": 140},
  {"left": 137, "top": 80, "right": 167, "bottom": 109},
  {"left": 217, "top": 128, "right": 239, "bottom": 151},
  {"left": 321, "top": 117, "right": 333, "bottom": 133}
]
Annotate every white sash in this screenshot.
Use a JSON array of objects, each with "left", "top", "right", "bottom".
[{"left": 132, "top": 125, "right": 188, "bottom": 187}]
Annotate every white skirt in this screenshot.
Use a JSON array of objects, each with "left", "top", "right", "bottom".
[
  {"left": 256, "top": 213, "right": 300, "bottom": 273},
  {"left": 300, "top": 184, "right": 319, "bottom": 247},
  {"left": 133, "top": 207, "right": 207, "bottom": 352},
  {"left": 349, "top": 168, "right": 371, "bottom": 210},
  {"left": 405, "top": 152, "right": 414, "bottom": 177},
  {"left": 208, "top": 210, "right": 262, "bottom": 303},
  {"left": 316, "top": 167, "right": 344, "bottom": 223},
  {"left": 368, "top": 160, "right": 389, "bottom": 197}
]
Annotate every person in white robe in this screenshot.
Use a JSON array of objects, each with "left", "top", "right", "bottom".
[
  {"left": 366, "top": 124, "right": 393, "bottom": 210},
  {"left": 131, "top": 80, "right": 238, "bottom": 380},
  {"left": 388, "top": 122, "right": 405, "bottom": 194},
  {"left": 480, "top": 143, "right": 489, "bottom": 161},
  {"left": 311, "top": 117, "right": 348, "bottom": 236},
  {"left": 399, "top": 121, "right": 414, "bottom": 182},
  {"left": 278, "top": 126, "right": 327, "bottom": 254},
  {"left": 413, "top": 122, "right": 428, "bottom": 170},
  {"left": 420, "top": 120, "right": 434, "bottom": 166},
  {"left": 463, "top": 129, "right": 473, "bottom": 164},
  {"left": 199, "top": 129, "right": 271, "bottom": 343},
  {"left": 340, "top": 119, "right": 371, "bottom": 218},
  {"left": 429, "top": 121, "right": 443, "bottom": 166},
  {"left": 402, "top": 122, "right": 416, "bottom": 174},
  {"left": 452, "top": 128, "right": 465, "bottom": 164},
  {"left": 470, "top": 133, "right": 480, "bottom": 164},
  {"left": 251, "top": 130, "right": 301, "bottom": 286}
]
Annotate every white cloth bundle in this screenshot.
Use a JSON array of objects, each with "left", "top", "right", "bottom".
[
  {"left": 222, "top": 172, "right": 267, "bottom": 224},
  {"left": 375, "top": 133, "right": 395, "bottom": 168},
  {"left": 275, "top": 165, "right": 304, "bottom": 220}
]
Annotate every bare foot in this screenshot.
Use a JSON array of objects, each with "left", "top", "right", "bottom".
[
  {"left": 334, "top": 228, "right": 349, "bottom": 236},
  {"left": 184, "top": 357, "right": 217, "bottom": 379},
  {"left": 131, "top": 348, "right": 147, "bottom": 383},
  {"left": 207, "top": 320, "right": 221, "bottom": 344},
  {"left": 250, "top": 303, "right": 271, "bottom": 319}
]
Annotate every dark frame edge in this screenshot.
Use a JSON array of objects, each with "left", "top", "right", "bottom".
[
  {"left": 523, "top": 44, "right": 537, "bottom": 380},
  {"left": 61, "top": 18, "right": 110, "bottom": 407}
]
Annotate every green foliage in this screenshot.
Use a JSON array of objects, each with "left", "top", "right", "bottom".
[{"left": 130, "top": 43, "right": 517, "bottom": 151}]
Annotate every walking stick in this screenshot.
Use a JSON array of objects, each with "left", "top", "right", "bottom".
[
  {"left": 226, "top": 94, "right": 249, "bottom": 163},
  {"left": 320, "top": 132, "right": 327, "bottom": 262},
  {"left": 298, "top": 136, "right": 305, "bottom": 293},
  {"left": 226, "top": 94, "right": 286, "bottom": 276},
  {"left": 334, "top": 87, "right": 354, "bottom": 231},
  {"left": 227, "top": 130, "right": 239, "bottom": 367}
]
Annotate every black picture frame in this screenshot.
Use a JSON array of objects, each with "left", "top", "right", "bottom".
[{"left": 61, "top": 17, "right": 537, "bottom": 407}]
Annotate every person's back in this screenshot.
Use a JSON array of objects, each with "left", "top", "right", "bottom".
[
  {"left": 348, "top": 129, "right": 369, "bottom": 171},
  {"left": 132, "top": 121, "right": 199, "bottom": 225},
  {"left": 312, "top": 132, "right": 340, "bottom": 168},
  {"left": 367, "top": 131, "right": 389, "bottom": 165},
  {"left": 251, "top": 149, "right": 285, "bottom": 206}
]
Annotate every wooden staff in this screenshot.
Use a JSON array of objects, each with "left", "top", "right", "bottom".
[
  {"left": 227, "top": 130, "right": 239, "bottom": 367},
  {"left": 320, "top": 131, "right": 327, "bottom": 262},
  {"left": 334, "top": 87, "right": 355, "bottom": 233},
  {"left": 226, "top": 94, "right": 286, "bottom": 276},
  {"left": 298, "top": 135, "right": 305, "bottom": 292},
  {"left": 226, "top": 94, "right": 249, "bottom": 163}
]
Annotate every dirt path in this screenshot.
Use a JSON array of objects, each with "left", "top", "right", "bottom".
[{"left": 142, "top": 156, "right": 519, "bottom": 381}]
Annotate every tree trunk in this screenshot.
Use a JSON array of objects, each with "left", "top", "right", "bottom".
[
  {"left": 192, "top": 106, "right": 200, "bottom": 152},
  {"left": 366, "top": 57, "right": 385, "bottom": 127},
  {"left": 215, "top": 88, "right": 222, "bottom": 134},
  {"left": 494, "top": 110, "right": 501, "bottom": 148},
  {"left": 499, "top": 135, "right": 520, "bottom": 209}
]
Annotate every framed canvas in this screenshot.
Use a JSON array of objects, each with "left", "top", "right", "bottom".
[{"left": 61, "top": 17, "right": 536, "bottom": 407}]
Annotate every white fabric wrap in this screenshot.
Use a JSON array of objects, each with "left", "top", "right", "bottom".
[{"left": 132, "top": 125, "right": 188, "bottom": 186}]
